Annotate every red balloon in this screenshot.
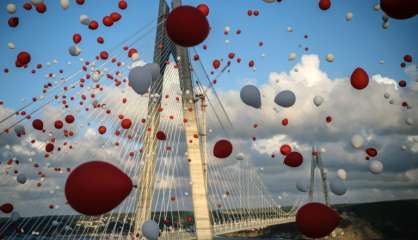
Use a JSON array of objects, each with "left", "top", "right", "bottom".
[
  {"left": 248, "top": 60, "right": 255, "bottom": 68},
  {"left": 98, "top": 126, "right": 107, "bottom": 135},
  {"left": 280, "top": 144, "right": 292, "bottom": 156},
  {"left": 0, "top": 203, "right": 14, "bottom": 214},
  {"left": 8, "top": 17, "right": 19, "bottom": 27},
  {"left": 36, "top": 3, "right": 47, "bottom": 13},
  {"left": 17, "top": 52, "right": 31, "bottom": 66},
  {"left": 296, "top": 202, "right": 341, "bottom": 238},
  {"left": 121, "top": 118, "right": 132, "bottom": 129},
  {"left": 399, "top": 80, "right": 407, "bottom": 88},
  {"left": 282, "top": 118, "right": 289, "bottom": 126},
  {"left": 166, "top": 6, "right": 210, "bottom": 47},
  {"left": 100, "top": 51, "right": 109, "bottom": 60},
  {"left": 73, "top": 33, "right": 82, "bottom": 44},
  {"left": 110, "top": 12, "right": 122, "bottom": 22},
  {"left": 404, "top": 54, "right": 413, "bottom": 63},
  {"left": 89, "top": 20, "right": 99, "bottom": 30},
  {"left": 32, "top": 119, "right": 44, "bottom": 131},
  {"left": 197, "top": 4, "right": 209, "bottom": 16},
  {"left": 54, "top": 120, "right": 63, "bottom": 129},
  {"left": 119, "top": 0, "right": 128, "bottom": 10},
  {"left": 284, "top": 152, "right": 303, "bottom": 167},
  {"left": 156, "top": 131, "right": 167, "bottom": 141},
  {"left": 65, "top": 115, "right": 75, "bottom": 124},
  {"left": 350, "top": 67, "right": 369, "bottom": 90},
  {"left": 213, "top": 139, "right": 233, "bottom": 158},
  {"left": 319, "top": 0, "right": 331, "bottom": 10},
  {"left": 380, "top": 0, "right": 418, "bottom": 20},
  {"left": 65, "top": 161, "right": 133, "bottom": 216},
  {"left": 23, "top": 3, "right": 32, "bottom": 10},
  {"left": 366, "top": 147, "right": 378, "bottom": 157},
  {"left": 45, "top": 143, "right": 54, "bottom": 153},
  {"left": 326, "top": 116, "right": 332, "bottom": 123},
  {"left": 102, "top": 16, "right": 114, "bottom": 27},
  {"left": 212, "top": 59, "right": 221, "bottom": 69},
  {"left": 97, "top": 37, "right": 105, "bottom": 44}
]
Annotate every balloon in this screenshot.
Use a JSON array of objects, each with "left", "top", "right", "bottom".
[
  {"left": 142, "top": 220, "right": 160, "bottom": 240},
  {"left": 143, "top": 63, "right": 161, "bottom": 82},
  {"left": 6, "top": 4, "right": 17, "bottom": 14},
  {"left": 325, "top": 53, "right": 335, "bottom": 62},
  {"left": 121, "top": 119, "right": 132, "bottom": 129},
  {"left": 32, "top": 119, "right": 44, "bottom": 131},
  {"left": 350, "top": 67, "right": 369, "bottom": 90},
  {"left": 65, "top": 161, "right": 133, "bottom": 216},
  {"left": 166, "top": 6, "right": 210, "bottom": 47},
  {"left": 65, "top": 115, "right": 75, "bottom": 124},
  {"left": 17, "top": 52, "right": 31, "bottom": 66},
  {"left": 212, "top": 59, "right": 221, "bottom": 69},
  {"left": 288, "top": 52, "right": 297, "bottom": 61},
  {"left": 45, "top": 143, "right": 54, "bottom": 153},
  {"left": 366, "top": 147, "right": 378, "bottom": 157},
  {"left": 80, "top": 15, "right": 90, "bottom": 25},
  {"left": 404, "top": 54, "right": 413, "bottom": 63},
  {"left": 156, "top": 131, "right": 167, "bottom": 140},
  {"left": 69, "top": 45, "right": 81, "bottom": 56},
  {"left": 369, "top": 160, "right": 383, "bottom": 174},
  {"left": 280, "top": 144, "right": 292, "bottom": 156},
  {"left": 213, "top": 139, "right": 233, "bottom": 158},
  {"left": 336, "top": 169, "right": 347, "bottom": 181},
  {"left": 284, "top": 152, "right": 303, "bottom": 167},
  {"left": 0, "top": 203, "right": 14, "bottom": 214},
  {"left": 380, "top": 0, "right": 418, "bottom": 20},
  {"left": 296, "top": 180, "right": 308, "bottom": 192},
  {"left": 235, "top": 153, "right": 245, "bottom": 160},
  {"left": 345, "top": 12, "right": 353, "bottom": 21},
  {"left": 319, "top": 0, "right": 331, "bottom": 10},
  {"left": 14, "top": 125, "right": 26, "bottom": 137},
  {"left": 129, "top": 66, "right": 153, "bottom": 95},
  {"left": 330, "top": 179, "right": 348, "bottom": 196},
  {"left": 313, "top": 95, "right": 324, "bottom": 107},
  {"left": 60, "top": 0, "right": 70, "bottom": 9},
  {"left": 274, "top": 90, "right": 296, "bottom": 108},
  {"left": 7, "top": 42, "right": 15, "bottom": 49},
  {"left": 351, "top": 134, "right": 364, "bottom": 149},
  {"left": 263, "top": 0, "right": 276, "bottom": 3},
  {"left": 17, "top": 174, "right": 27, "bottom": 184},
  {"left": 384, "top": 92, "right": 390, "bottom": 99},
  {"left": 297, "top": 202, "right": 341, "bottom": 238},
  {"left": 240, "top": 85, "right": 261, "bottom": 109},
  {"left": 197, "top": 4, "right": 209, "bottom": 16}
]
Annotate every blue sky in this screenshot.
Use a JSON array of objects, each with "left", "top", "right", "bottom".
[{"left": 1, "top": 0, "right": 417, "bottom": 109}]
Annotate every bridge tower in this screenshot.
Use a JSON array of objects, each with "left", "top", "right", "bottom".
[
  {"left": 133, "top": 0, "right": 213, "bottom": 239},
  {"left": 308, "top": 146, "right": 330, "bottom": 206}
]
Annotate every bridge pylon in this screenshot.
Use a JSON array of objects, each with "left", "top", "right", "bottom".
[
  {"left": 308, "top": 146, "right": 330, "bottom": 206},
  {"left": 133, "top": 0, "right": 213, "bottom": 239}
]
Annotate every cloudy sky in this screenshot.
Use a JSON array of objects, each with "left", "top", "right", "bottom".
[{"left": 0, "top": 0, "right": 418, "bottom": 219}]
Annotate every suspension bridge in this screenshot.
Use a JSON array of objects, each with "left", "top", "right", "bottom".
[{"left": 0, "top": 1, "right": 335, "bottom": 239}]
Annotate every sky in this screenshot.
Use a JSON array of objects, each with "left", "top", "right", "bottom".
[{"left": 0, "top": 0, "right": 418, "bottom": 218}]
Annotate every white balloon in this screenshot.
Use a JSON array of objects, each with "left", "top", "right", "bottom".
[
  {"left": 369, "top": 160, "right": 383, "bottom": 174},
  {"left": 383, "top": 92, "right": 390, "bottom": 99},
  {"left": 7, "top": 42, "right": 15, "bottom": 49},
  {"left": 325, "top": 53, "right": 335, "bottom": 62},
  {"left": 240, "top": 85, "right": 261, "bottom": 109},
  {"left": 296, "top": 180, "right": 308, "bottom": 193},
  {"left": 351, "top": 134, "right": 364, "bottom": 149},
  {"left": 336, "top": 169, "right": 347, "bottom": 181},
  {"left": 313, "top": 95, "right": 324, "bottom": 107},
  {"left": 17, "top": 174, "right": 27, "bottom": 184},
  {"left": 235, "top": 153, "right": 245, "bottom": 161},
  {"left": 142, "top": 220, "right": 160, "bottom": 240},
  {"left": 6, "top": 3, "right": 17, "bottom": 14},
  {"left": 80, "top": 15, "right": 90, "bottom": 25},
  {"left": 69, "top": 45, "right": 81, "bottom": 56},
  {"left": 60, "top": 0, "right": 70, "bottom": 9},
  {"left": 288, "top": 52, "right": 297, "bottom": 61},
  {"left": 330, "top": 179, "right": 348, "bottom": 196},
  {"left": 405, "top": 117, "right": 414, "bottom": 126},
  {"left": 345, "top": 12, "right": 353, "bottom": 21},
  {"left": 373, "top": 3, "right": 381, "bottom": 11},
  {"left": 274, "top": 90, "right": 296, "bottom": 108},
  {"left": 287, "top": 26, "right": 293, "bottom": 32}
]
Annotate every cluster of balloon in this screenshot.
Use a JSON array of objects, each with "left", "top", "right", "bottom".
[
  {"left": 275, "top": 90, "right": 296, "bottom": 108},
  {"left": 166, "top": 5, "right": 210, "bottom": 47},
  {"left": 213, "top": 139, "right": 233, "bottom": 158},
  {"left": 128, "top": 63, "right": 160, "bottom": 95},
  {"left": 141, "top": 220, "right": 160, "bottom": 240},
  {"left": 350, "top": 67, "right": 369, "bottom": 90},
  {"left": 380, "top": 0, "right": 418, "bottom": 20},
  {"left": 283, "top": 152, "right": 303, "bottom": 167},
  {"left": 330, "top": 178, "right": 348, "bottom": 196},
  {"left": 65, "top": 161, "right": 133, "bottom": 215},
  {"left": 240, "top": 85, "right": 261, "bottom": 108},
  {"left": 296, "top": 202, "right": 341, "bottom": 238},
  {"left": 369, "top": 160, "right": 384, "bottom": 174},
  {"left": 0, "top": 203, "right": 14, "bottom": 214}
]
